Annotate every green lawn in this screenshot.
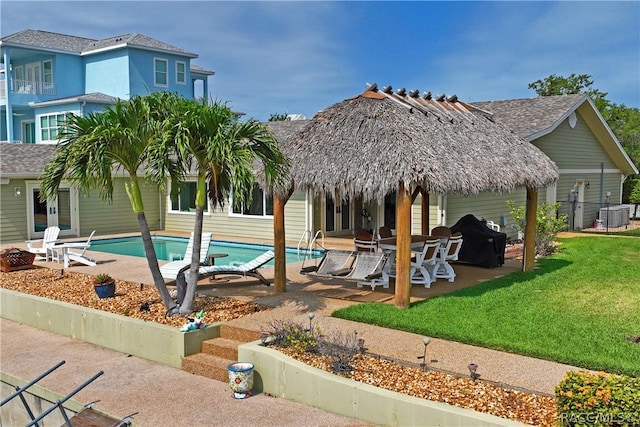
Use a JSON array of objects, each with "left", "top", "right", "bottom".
[{"left": 333, "top": 236, "right": 640, "bottom": 377}]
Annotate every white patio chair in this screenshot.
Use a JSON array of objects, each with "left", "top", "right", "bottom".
[
  {"left": 62, "top": 231, "right": 97, "bottom": 267},
  {"left": 410, "top": 236, "right": 441, "bottom": 287},
  {"left": 430, "top": 232, "right": 463, "bottom": 282},
  {"left": 25, "top": 226, "right": 60, "bottom": 261}
]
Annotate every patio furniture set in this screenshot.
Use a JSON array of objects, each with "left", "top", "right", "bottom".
[{"left": 302, "top": 227, "right": 464, "bottom": 290}]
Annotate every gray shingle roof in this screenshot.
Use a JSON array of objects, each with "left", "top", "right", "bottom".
[
  {"left": 471, "top": 94, "right": 587, "bottom": 140},
  {"left": 0, "top": 143, "right": 56, "bottom": 176},
  {"left": 30, "top": 92, "right": 120, "bottom": 107},
  {"left": 1, "top": 29, "right": 197, "bottom": 58}
]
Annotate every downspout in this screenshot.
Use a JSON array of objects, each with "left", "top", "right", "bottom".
[
  {"left": 599, "top": 162, "right": 604, "bottom": 208},
  {"left": 437, "top": 193, "right": 447, "bottom": 226}
]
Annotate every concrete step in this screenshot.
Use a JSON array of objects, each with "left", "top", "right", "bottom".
[
  {"left": 182, "top": 353, "right": 232, "bottom": 382},
  {"left": 201, "top": 337, "right": 239, "bottom": 360},
  {"left": 220, "top": 324, "right": 261, "bottom": 342},
  {"left": 181, "top": 324, "right": 261, "bottom": 380}
]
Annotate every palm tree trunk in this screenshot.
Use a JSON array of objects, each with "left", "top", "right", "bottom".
[
  {"left": 179, "top": 208, "right": 205, "bottom": 315},
  {"left": 137, "top": 212, "right": 177, "bottom": 311}
]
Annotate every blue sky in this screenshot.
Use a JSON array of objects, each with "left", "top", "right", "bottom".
[{"left": 2, "top": 1, "right": 638, "bottom": 121}]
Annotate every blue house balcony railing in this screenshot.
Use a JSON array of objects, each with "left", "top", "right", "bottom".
[{"left": 0, "top": 79, "right": 57, "bottom": 98}]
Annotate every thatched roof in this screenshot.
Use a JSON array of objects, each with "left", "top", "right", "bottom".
[{"left": 268, "top": 84, "right": 559, "bottom": 201}]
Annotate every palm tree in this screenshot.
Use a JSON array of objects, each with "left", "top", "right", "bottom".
[
  {"left": 163, "top": 95, "right": 290, "bottom": 315},
  {"left": 40, "top": 94, "right": 180, "bottom": 312}
]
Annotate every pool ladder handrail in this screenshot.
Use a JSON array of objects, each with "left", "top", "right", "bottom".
[{"left": 297, "top": 230, "right": 325, "bottom": 262}]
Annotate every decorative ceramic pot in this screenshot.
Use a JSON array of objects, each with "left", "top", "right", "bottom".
[
  {"left": 228, "top": 362, "right": 254, "bottom": 399},
  {"left": 94, "top": 282, "right": 115, "bottom": 299}
]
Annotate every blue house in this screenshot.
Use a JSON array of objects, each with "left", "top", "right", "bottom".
[
  {"left": 0, "top": 29, "right": 213, "bottom": 144},
  {"left": 0, "top": 29, "right": 213, "bottom": 243}
]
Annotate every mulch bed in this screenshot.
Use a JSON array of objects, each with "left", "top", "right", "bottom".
[
  {"left": 0, "top": 267, "right": 269, "bottom": 327},
  {"left": 280, "top": 348, "right": 558, "bottom": 427},
  {"left": 1, "top": 266, "right": 558, "bottom": 426}
]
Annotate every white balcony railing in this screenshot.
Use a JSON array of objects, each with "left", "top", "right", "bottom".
[{"left": 9, "top": 79, "right": 56, "bottom": 96}]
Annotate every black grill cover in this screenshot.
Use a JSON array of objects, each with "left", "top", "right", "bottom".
[{"left": 450, "top": 214, "right": 507, "bottom": 268}]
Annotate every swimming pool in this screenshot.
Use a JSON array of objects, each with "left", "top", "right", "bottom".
[{"left": 88, "top": 235, "right": 323, "bottom": 265}]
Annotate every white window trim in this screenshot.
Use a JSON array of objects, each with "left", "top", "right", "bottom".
[
  {"left": 168, "top": 180, "right": 210, "bottom": 214},
  {"left": 38, "top": 111, "right": 72, "bottom": 144},
  {"left": 228, "top": 186, "right": 274, "bottom": 218},
  {"left": 154, "top": 57, "right": 168, "bottom": 87},
  {"left": 14, "top": 65, "right": 24, "bottom": 80},
  {"left": 43, "top": 59, "right": 53, "bottom": 84},
  {"left": 175, "top": 61, "right": 186, "bottom": 85}
]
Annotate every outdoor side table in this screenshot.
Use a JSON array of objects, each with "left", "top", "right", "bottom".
[{"left": 207, "top": 253, "right": 229, "bottom": 281}]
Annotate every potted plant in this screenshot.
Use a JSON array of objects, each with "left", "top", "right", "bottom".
[{"left": 93, "top": 273, "right": 116, "bottom": 299}]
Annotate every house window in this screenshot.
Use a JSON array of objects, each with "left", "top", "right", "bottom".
[
  {"left": 231, "top": 184, "right": 274, "bottom": 217},
  {"left": 23, "top": 121, "right": 36, "bottom": 144},
  {"left": 13, "top": 65, "right": 24, "bottom": 90},
  {"left": 43, "top": 60, "right": 53, "bottom": 84},
  {"left": 170, "top": 181, "right": 198, "bottom": 212},
  {"left": 176, "top": 61, "right": 186, "bottom": 84},
  {"left": 40, "top": 113, "right": 71, "bottom": 142},
  {"left": 154, "top": 58, "right": 168, "bottom": 87}
]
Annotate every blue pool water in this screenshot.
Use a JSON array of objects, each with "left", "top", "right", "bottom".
[{"left": 88, "top": 235, "right": 323, "bottom": 265}]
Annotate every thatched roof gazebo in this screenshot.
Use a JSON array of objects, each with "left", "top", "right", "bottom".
[{"left": 267, "top": 84, "right": 559, "bottom": 308}]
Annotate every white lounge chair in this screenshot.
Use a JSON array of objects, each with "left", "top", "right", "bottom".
[
  {"left": 344, "top": 252, "right": 387, "bottom": 290},
  {"left": 25, "top": 226, "right": 60, "bottom": 261},
  {"left": 189, "top": 250, "right": 275, "bottom": 285},
  {"left": 56, "top": 231, "right": 97, "bottom": 268},
  {"left": 160, "top": 233, "right": 212, "bottom": 281}
]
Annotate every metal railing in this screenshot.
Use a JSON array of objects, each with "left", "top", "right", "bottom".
[{"left": 8, "top": 79, "right": 56, "bottom": 96}]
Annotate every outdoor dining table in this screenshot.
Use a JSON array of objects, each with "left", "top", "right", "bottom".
[{"left": 377, "top": 235, "right": 433, "bottom": 285}]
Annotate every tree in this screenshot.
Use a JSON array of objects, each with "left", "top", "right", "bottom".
[
  {"left": 628, "top": 179, "right": 640, "bottom": 218},
  {"left": 527, "top": 73, "right": 609, "bottom": 110},
  {"left": 40, "top": 94, "right": 181, "bottom": 313},
  {"left": 529, "top": 73, "right": 640, "bottom": 173},
  {"left": 163, "top": 95, "right": 290, "bottom": 315}
]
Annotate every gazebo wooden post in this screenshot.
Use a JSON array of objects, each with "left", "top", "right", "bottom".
[
  {"left": 273, "top": 187, "right": 294, "bottom": 293},
  {"left": 395, "top": 183, "right": 412, "bottom": 309},
  {"left": 523, "top": 187, "right": 538, "bottom": 272}
]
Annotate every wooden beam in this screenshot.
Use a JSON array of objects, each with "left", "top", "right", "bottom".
[
  {"left": 273, "top": 187, "right": 293, "bottom": 293},
  {"left": 394, "top": 183, "right": 412, "bottom": 309},
  {"left": 523, "top": 187, "right": 538, "bottom": 272}
]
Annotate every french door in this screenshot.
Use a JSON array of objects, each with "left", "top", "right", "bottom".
[
  {"left": 25, "top": 62, "right": 41, "bottom": 94},
  {"left": 26, "top": 182, "right": 77, "bottom": 238},
  {"left": 324, "top": 194, "right": 351, "bottom": 236}
]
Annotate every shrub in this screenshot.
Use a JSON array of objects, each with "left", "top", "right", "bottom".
[
  {"left": 316, "top": 330, "right": 365, "bottom": 374},
  {"left": 555, "top": 370, "right": 640, "bottom": 426},
  {"left": 507, "top": 200, "right": 568, "bottom": 256},
  {"left": 261, "top": 320, "right": 320, "bottom": 354},
  {"left": 261, "top": 321, "right": 366, "bottom": 374}
]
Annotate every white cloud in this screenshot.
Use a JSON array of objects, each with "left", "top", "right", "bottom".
[{"left": 2, "top": 1, "right": 638, "bottom": 116}]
